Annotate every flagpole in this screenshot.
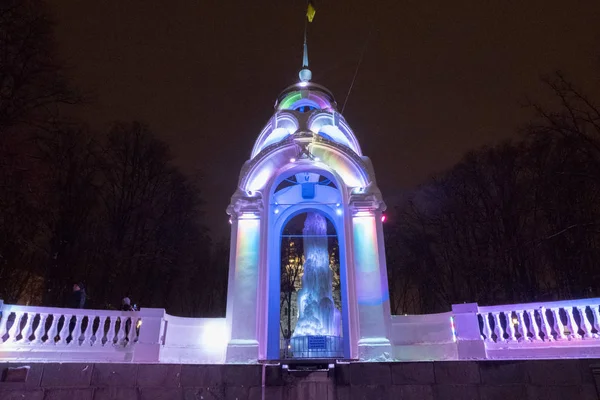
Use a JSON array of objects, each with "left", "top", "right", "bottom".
[
  {"left": 299, "top": 1, "right": 313, "bottom": 82},
  {"left": 303, "top": 14, "right": 308, "bottom": 69}
]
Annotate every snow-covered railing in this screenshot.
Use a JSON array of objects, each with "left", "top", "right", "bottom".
[
  {"left": 474, "top": 298, "right": 600, "bottom": 360},
  {"left": 477, "top": 298, "right": 600, "bottom": 343},
  {"left": 0, "top": 305, "right": 141, "bottom": 346},
  {"left": 3, "top": 298, "right": 600, "bottom": 363},
  {"left": 0, "top": 301, "right": 154, "bottom": 362},
  {"left": 389, "top": 300, "right": 600, "bottom": 361},
  {"left": 0, "top": 300, "right": 227, "bottom": 363}
]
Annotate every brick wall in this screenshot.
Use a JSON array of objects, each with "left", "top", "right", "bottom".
[{"left": 1, "top": 360, "right": 599, "bottom": 399}]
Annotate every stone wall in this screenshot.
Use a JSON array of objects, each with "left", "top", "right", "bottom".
[{"left": 1, "top": 360, "right": 599, "bottom": 399}]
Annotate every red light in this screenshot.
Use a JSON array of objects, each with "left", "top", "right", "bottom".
[{"left": 381, "top": 215, "right": 387, "bottom": 223}]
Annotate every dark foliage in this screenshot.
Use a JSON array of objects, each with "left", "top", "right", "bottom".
[
  {"left": 0, "top": 1, "right": 227, "bottom": 316},
  {"left": 386, "top": 72, "right": 600, "bottom": 314}
]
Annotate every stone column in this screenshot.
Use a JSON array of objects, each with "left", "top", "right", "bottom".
[
  {"left": 133, "top": 308, "right": 166, "bottom": 362},
  {"left": 226, "top": 196, "right": 263, "bottom": 362},
  {"left": 452, "top": 303, "right": 486, "bottom": 359},
  {"left": 350, "top": 197, "right": 392, "bottom": 360}
]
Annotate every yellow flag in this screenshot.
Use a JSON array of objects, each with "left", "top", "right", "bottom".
[{"left": 306, "top": 1, "right": 316, "bottom": 23}]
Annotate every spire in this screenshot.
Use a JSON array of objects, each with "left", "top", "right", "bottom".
[{"left": 299, "top": 1, "right": 315, "bottom": 83}]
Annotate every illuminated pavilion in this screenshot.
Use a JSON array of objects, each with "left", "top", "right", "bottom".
[{"left": 224, "top": 64, "right": 392, "bottom": 362}]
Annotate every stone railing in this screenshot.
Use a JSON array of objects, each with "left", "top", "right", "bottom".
[
  {"left": 2, "top": 298, "right": 600, "bottom": 363},
  {"left": 477, "top": 298, "right": 600, "bottom": 342},
  {"left": 473, "top": 298, "right": 600, "bottom": 359},
  {"left": 0, "top": 301, "right": 148, "bottom": 362},
  {"left": 0, "top": 300, "right": 227, "bottom": 363},
  {"left": 389, "top": 300, "right": 600, "bottom": 361}
]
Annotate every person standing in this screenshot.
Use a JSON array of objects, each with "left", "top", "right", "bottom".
[
  {"left": 121, "top": 296, "right": 134, "bottom": 311},
  {"left": 70, "top": 283, "right": 86, "bottom": 309}
]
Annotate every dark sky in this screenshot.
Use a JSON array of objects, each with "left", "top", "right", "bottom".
[{"left": 48, "top": 0, "right": 600, "bottom": 239}]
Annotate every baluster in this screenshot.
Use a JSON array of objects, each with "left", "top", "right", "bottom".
[
  {"left": 517, "top": 310, "right": 528, "bottom": 341},
  {"left": 113, "top": 317, "right": 125, "bottom": 345},
  {"left": 68, "top": 315, "right": 83, "bottom": 346},
  {"left": 565, "top": 307, "right": 582, "bottom": 339},
  {"left": 95, "top": 316, "right": 108, "bottom": 346},
  {"left": 527, "top": 309, "right": 541, "bottom": 341},
  {"left": 122, "top": 317, "right": 132, "bottom": 344},
  {"left": 106, "top": 317, "right": 117, "bottom": 346},
  {"left": 33, "top": 314, "right": 48, "bottom": 344},
  {"left": 482, "top": 313, "right": 494, "bottom": 342},
  {"left": 45, "top": 314, "right": 59, "bottom": 345},
  {"left": 8, "top": 312, "right": 25, "bottom": 342},
  {"left": 493, "top": 312, "right": 504, "bottom": 342},
  {"left": 133, "top": 318, "right": 141, "bottom": 342},
  {"left": 552, "top": 308, "right": 567, "bottom": 340},
  {"left": 540, "top": 307, "right": 554, "bottom": 341},
  {"left": 21, "top": 313, "right": 36, "bottom": 343},
  {"left": 577, "top": 306, "right": 593, "bottom": 339},
  {"left": 507, "top": 311, "right": 517, "bottom": 342},
  {"left": 477, "top": 314, "right": 485, "bottom": 339},
  {"left": 56, "top": 315, "right": 69, "bottom": 345},
  {"left": 0, "top": 311, "right": 11, "bottom": 342},
  {"left": 82, "top": 316, "right": 94, "bottom": 346},
  {"left": 592, "top": 306, "right": 600, "bottom": 337}
]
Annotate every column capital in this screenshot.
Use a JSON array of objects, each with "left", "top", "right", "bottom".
[
  {"left": 348, "top": 192, "right": 385, "bottom": 214},
  {"left": 227, "top": 191, "right": 264, "bottom": 219}
]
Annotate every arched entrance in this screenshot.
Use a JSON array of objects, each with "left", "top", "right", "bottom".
[
  {"left": 279, "top": 211, "right": 342, "bottom": 359},
  {"left": 265, "top": 170, "right": 351, "bottom": 360}
]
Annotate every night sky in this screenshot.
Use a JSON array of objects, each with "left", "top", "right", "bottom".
[{"left": 48, "top": 0, "right": 600, "bottom": 239}]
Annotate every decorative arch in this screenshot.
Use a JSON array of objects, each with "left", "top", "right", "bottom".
[
  {"left": 262, "top": 165, "right": 353, "bottom": 360},
  {"left": 241, "top": 140, "right": 373, "bottom": 194},
  {"left": 251, "top": 112, "right": 299, "bottom": 159},
  {"left": 308, "top": 112, "right": 362, "bottom": 156}
]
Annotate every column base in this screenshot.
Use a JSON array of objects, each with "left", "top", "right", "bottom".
[
  {"left": 357, "top": 338, "right": 392, "bottom": 361},
  {"left": 457, "top": 339, "right": 486, "bottom": 360},
  {"left": 226, "top": 339, "right": 259, "bottom": 363},
  {"left": 133, "top": 343, "right": 161, "bottom": 363}
]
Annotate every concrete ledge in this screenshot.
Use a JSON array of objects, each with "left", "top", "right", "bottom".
[{"left": 0, "top": 360, "right": 598, "bottom": 399}]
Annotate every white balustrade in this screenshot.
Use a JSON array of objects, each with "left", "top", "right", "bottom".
[
  {"left": 82, "top": 316, "right": 94, "bottom": 345},
  {"left": 517, "top": 310, "right": 528, "bottom": 341},
  {"left": 483, "top": 313, "right": 494, "bottom": 342},
  {"left": 493, "top": 312, "right": 504, "bottom": 342},
  {"left": 0, "top": 312, "right": 9, "bottom": 339},
  {"left": 592, "top": 307, "right": 600, "bottom": 337},
  {"left": 507, "top": 312, "right": 517, "bottom": 341},
  {"left": 577, "top": 306, "right": 594, "bottom": 338},
  {"left": 552, "top": 308, "right": 567, "bottom": 340},
  {"left": 0, "top": 302, "right": 164, "bottom": 362},
  {"left": 69, "top": 314, "right": 83, "bottom": 346},
  {"left": 107, "top": 316, "right": 118, "bottom": 345},
  {"left": 45, "top": 314, "right": 59, "bottom": 345},
  {"left": 8, "top": 312, "right": 24, "bottom": 342},
  {"left": 565, "top": 307, "right": 582, "bottom": 339},
  {"left": 56, "top": 316, "right": 68, "bottom": 344},
  {"left": 96, "top": 315, "right": 108, "bottom": 345},
  {"left": 114, "top": 317, "right": 125, "bottom": 346},
  {"left": 540, "top": 307, "right": 554, "bottom": 341},
  {"left": 1, "top": 298, "right": 599, "bottom": 364},
  {"left": 32, "top": 313, "right": 47, "bottom": 344},
  {"left": 21, "top": 313, "right": 35, "bottom": 342},
  {"left": 527, "top": 309, "right": 542, "bottom": 341},
  {"left": 475, "top": 298, "right": 600, "bottom": 361}
]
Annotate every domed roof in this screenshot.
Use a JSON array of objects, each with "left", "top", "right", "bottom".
[
  {"left": 275, "top": 82, "right": 337, "bottom": 112},
  {"left": 250, "top": 78, "right": 362, "bottom": 159}
]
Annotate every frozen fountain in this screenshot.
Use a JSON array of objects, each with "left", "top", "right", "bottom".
[{"left": 291, "top": 212, "right": 342, "bottom": 358}]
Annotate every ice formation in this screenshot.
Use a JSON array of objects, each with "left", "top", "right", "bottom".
[{"left": 292, "top": 212, "right": 341, "bottom": 337}]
